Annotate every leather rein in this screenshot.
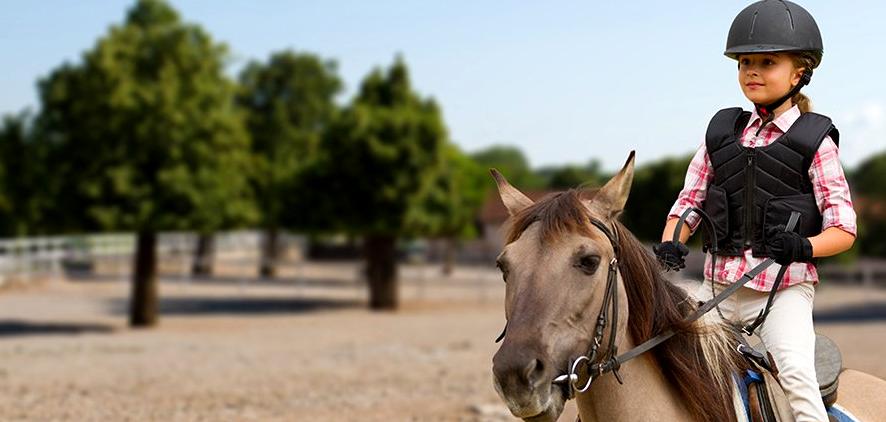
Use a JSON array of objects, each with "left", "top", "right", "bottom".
[{"left": 495, "top": 208, "right": 800, "bottom": 399}]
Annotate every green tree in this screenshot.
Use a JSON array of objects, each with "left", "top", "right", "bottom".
[
  {"left": 852, "top": 150, "right": 886, "bottom": 257},
  {"left": 406, "top": 142, "right": 487, "bottom": 274},
  {"left": 621, "top": 154, "right": 694, "bottom": 242},
  {"left": 0, "top": 112, "right": 48, "bottom": 236},
  {"left": 852, "top": 150, "right": 886, "bottom": 200},
  {"left": 538, "top": 159, "right": 604, "bottom": 189},
  {"left": 471, "top": 145, "right": 544, "bottom": 189},
  {"left": 37, "top": 0, "right": 256, "bottom": 326},
  {"left": 238, "top": 50, "right": 342, "bottom": 278},
  {"left": 294, "top": 57, "right": 446, "bottom": 309}
]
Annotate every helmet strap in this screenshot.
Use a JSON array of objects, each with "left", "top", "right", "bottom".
[{"left": 754, "top": 70, "right": 813, "bottom": 127}]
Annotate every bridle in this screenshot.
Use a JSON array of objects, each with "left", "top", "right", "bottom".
[
  {"left": 495, "top": 208, "right": 800, "bottom": 399},
  {"left": 495, "top": 216, "right": 626, "bottom": 395},
  {"left": 551, "top": 217, "right": 625, "bottom": 395}
]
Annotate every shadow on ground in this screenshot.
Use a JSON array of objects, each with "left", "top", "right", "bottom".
[
  {"left": 106, "top": 296, "right": 363, "bottom": 317},
  {"left": 69, "top": 273, "right": 362, "bottom": 289},
  {"left": 814, "top": 302, "right": 886, "bottom": 323},
  {"left": 0, "top": 320, "right": 114, "bottom": 337}
]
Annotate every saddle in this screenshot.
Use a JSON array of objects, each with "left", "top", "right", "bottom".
[{"left": 740, "top": 334, "right": 843, "bottom": 422}]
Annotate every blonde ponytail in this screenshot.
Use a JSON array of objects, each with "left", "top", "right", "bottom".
[
  {"left": 792, "top": 92, "right": 813, "bottom": 113},
  {"left": 790, "top": 52, "right": 819, "bottom": 113}
]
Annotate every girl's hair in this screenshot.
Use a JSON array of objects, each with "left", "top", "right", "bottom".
[{"left": 790, "top": 52, "right": 819, "bottom": 113}]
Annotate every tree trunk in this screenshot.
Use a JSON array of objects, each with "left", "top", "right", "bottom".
[
  {"left": 191, "top": 233, "right": 215, "bottom": 276},
  {"left": 365, "top": 235, "right": 398, "bottom": 310},
  {"left": 130, "top": 231, "right": 158, "bottom": 327},
  {"left": 442, "top": 237, "right": 456, "bottom": 276},
  {"left": 260, "top": 228, "right": 280, "bottom": 279}
]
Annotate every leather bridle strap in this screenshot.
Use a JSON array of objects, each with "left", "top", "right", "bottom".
[
  {"left": 552, "top": 218, "right": 624, "bottom": 395},
  {"left": 555, "top": 210, "right": 800, "bottom": 391},
  {"left": 595, "top": 210, "right": 800, "bottom": 376}
]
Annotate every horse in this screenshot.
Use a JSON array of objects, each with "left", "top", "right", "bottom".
[{"left": 490, "top": 151, "right": 886, "bottom": 422}]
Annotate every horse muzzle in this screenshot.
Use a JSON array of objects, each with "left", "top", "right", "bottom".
[{"left": 492, "top": 346, "right": 566, "bottom": 421}]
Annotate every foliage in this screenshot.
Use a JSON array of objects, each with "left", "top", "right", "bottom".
[
  {"left": 852, "top": 150, "right": 886, "bottom": 200},
  {"left": 621, "top": 153, "right": 694, "bottom": 242},
  {"left": 851, "top": 150, "right": 886, "bottom": 257},
  {"left": 292, "top": 56, "right": 447, "bottom": 236},
  {"left": 537, "top": 159, "right": 604, "bottom": 189},
  {"left": 36, "top": 0, "right": 256, "bottom": 234},
  {"left": 406, "top": 142, "right": 487, "bottom": 239},
  {"left": 471, "top": 145, "right": 544, "bottom": 190},
  {"left": 238, "top": 50, "right": 342, "bottom": 230},
  {"left": 0, "top": 112, "right": 49, "bottom": 236}
]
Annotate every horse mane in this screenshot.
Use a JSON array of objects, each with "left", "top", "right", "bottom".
[{"left": 505, "top": 189, "right": 747, "bottom": 422}]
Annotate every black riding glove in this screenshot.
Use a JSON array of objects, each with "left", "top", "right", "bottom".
[
  {"left": 653, "top": 241, "right": 689, "bottom": 271},
  {"left": 766, "top": 225, "right": 813, "bottom": 266}
]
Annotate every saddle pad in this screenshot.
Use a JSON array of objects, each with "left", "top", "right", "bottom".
[
  {"left": 754, "top": 369, "right": 858, "bottom": 422},
  {"left": 828, "top": 403, "right": 861, "bottom": 422}
]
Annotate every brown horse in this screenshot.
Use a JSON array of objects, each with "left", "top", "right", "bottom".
[{"left": 490, "top": 152, "right": 886, "bottom": 422}]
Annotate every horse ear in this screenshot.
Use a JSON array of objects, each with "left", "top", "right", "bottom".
[
  {"left": 592, "top": 151, "right": 635, "bottom": 220},
  {"left": 490, "top": 168, "right": 533, "bottom": 216}
]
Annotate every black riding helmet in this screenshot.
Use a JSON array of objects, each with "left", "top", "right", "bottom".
[{"left": 725, "top": 0, "right": 824, "bottom": 121}]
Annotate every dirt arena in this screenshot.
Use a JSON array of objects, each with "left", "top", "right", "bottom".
[{"left": 0, "top": 261, "right": 884, "bottom": 421}]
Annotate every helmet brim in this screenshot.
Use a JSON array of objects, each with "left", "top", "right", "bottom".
[{"left": 724, "top": 44, "right": 817, "bottom": 59}]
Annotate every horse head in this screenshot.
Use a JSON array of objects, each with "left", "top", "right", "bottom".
[{"left": 490, "top": 152, "right": 635, "bottom": 421}]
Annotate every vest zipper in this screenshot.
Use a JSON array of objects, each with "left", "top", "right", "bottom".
[{"left": 744, "top": 149, "right": 756, "bottom": 248}]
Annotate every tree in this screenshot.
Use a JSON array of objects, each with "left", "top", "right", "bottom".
[
  {"left": 406, "top": 142, "right": 487, "bottom": 274},
  {"left": 237, "top": 50, "right": 342, "bottom": 278},
  {"left": 294, "top": 57, "right": 446, "bottom": 309},
  {"left": 0, "top": 112, "right": 47, "bottom": 237},
  {"left": 851, "top": 151, "right": 886, "bottom": 257},
  {"left": 621, "top": 154, "right": 694, "bottom": 242},
  {"left": 471, "top": 145, "right": 544, "bottom": 189},
  {"left": 538, "top": 159, "right": 604, "bottom": 189},
  {"left": 37, "top": 0, "right": 256, "bottom": 326}
]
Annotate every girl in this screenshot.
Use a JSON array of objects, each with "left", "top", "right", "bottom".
[{"left": 654, "top": 1, "right": 856, "bottom": 421}]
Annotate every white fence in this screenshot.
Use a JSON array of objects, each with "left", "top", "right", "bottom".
[{"left": 0, "top": 231, "right": 300, "bottom": 286}]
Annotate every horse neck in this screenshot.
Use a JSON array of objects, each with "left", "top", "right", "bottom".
[{"left": 574, "top": 332, "right": 692, "bottom": 422}]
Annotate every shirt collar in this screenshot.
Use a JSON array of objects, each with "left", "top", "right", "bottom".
[{"left": 747, "top": 105, "right": 802, "bottom": 133}]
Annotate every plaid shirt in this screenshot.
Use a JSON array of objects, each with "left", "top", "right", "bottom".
[{"left": 668, "top": 105, "right": 857, "bottom": 291}]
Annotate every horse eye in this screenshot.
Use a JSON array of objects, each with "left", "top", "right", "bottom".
[{"left": 575, "top": 255, "right": 600, "bottom": 275}]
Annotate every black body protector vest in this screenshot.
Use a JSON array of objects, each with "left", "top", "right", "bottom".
[{"left": 703, "top": 108, "right": 839, "bottom": 257}]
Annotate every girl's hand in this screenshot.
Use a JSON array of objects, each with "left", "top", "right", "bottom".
[
  {"left": 653, "top": 241, "right": 690, "bottom": 271},
  {"left": 765, "top": 225, "right": 813, "bottom": 265}
]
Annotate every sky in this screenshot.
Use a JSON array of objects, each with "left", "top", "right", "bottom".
[{"left": 2, "top": 1, "right": 886, "bottom": 171}]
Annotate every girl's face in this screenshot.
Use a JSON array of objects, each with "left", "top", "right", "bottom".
[{"left": 737, "top": 53, "right": 804, "bottom": 105}]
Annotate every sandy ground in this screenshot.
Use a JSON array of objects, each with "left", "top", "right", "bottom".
[{"left": 0, "top": 261, "right": 884, "bottom": 421}]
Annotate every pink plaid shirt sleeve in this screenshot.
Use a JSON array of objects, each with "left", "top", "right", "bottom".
[
  {"left": 667, "top": 143, "right": 713, "bottom": 233},
  {"left": 808, "top": 136, "right": 857, "bottom": 236}
]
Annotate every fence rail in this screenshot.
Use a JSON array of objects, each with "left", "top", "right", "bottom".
[{"left": 0, "top": 231, "right": 304, "bottom": 286}]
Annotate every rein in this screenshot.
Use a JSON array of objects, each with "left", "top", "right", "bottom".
[{"left": 541, "top": 209, "right": 800, "bottom": 398}]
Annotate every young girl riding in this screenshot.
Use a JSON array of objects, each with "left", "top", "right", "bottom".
[{"left": 654, "top": 1, "right": 856, "bottom": 421}]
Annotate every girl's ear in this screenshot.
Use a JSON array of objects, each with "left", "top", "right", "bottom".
[{"left": 793, "top": 68, "right": 804, "bottom": 86}]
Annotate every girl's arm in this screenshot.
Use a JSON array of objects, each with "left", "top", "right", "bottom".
[
  {"left": 662, "top": 143, "right": 714, "bottom": 243},
  {"left": 807, "top": 136, "right": 858, "bottom": 258},
  {"left": 661, "top": 217, "right": 692, "bottom": 243},
  {"left": 809, "top": 226, "right": 855, "bottom": 258}
]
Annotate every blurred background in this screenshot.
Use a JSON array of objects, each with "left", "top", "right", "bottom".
[{"left": 1, "top": 1, "right": 884, "bottom": 420}]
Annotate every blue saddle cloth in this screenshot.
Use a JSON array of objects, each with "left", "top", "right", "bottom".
[{"left": 737, "top": 370, "right": 860, "bottom": 422}]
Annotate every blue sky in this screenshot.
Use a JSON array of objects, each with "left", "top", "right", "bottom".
[{"left": 2, "top": 1, "right": 885, "bottom": 171}]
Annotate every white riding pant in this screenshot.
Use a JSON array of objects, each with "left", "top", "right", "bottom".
[{"left": 694, "top": 281, "right": 828, "bottom": 422}]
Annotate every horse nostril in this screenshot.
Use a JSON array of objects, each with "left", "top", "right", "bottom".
[{"left": 524, "top": 358, "right": 545, "bottom": 385}]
